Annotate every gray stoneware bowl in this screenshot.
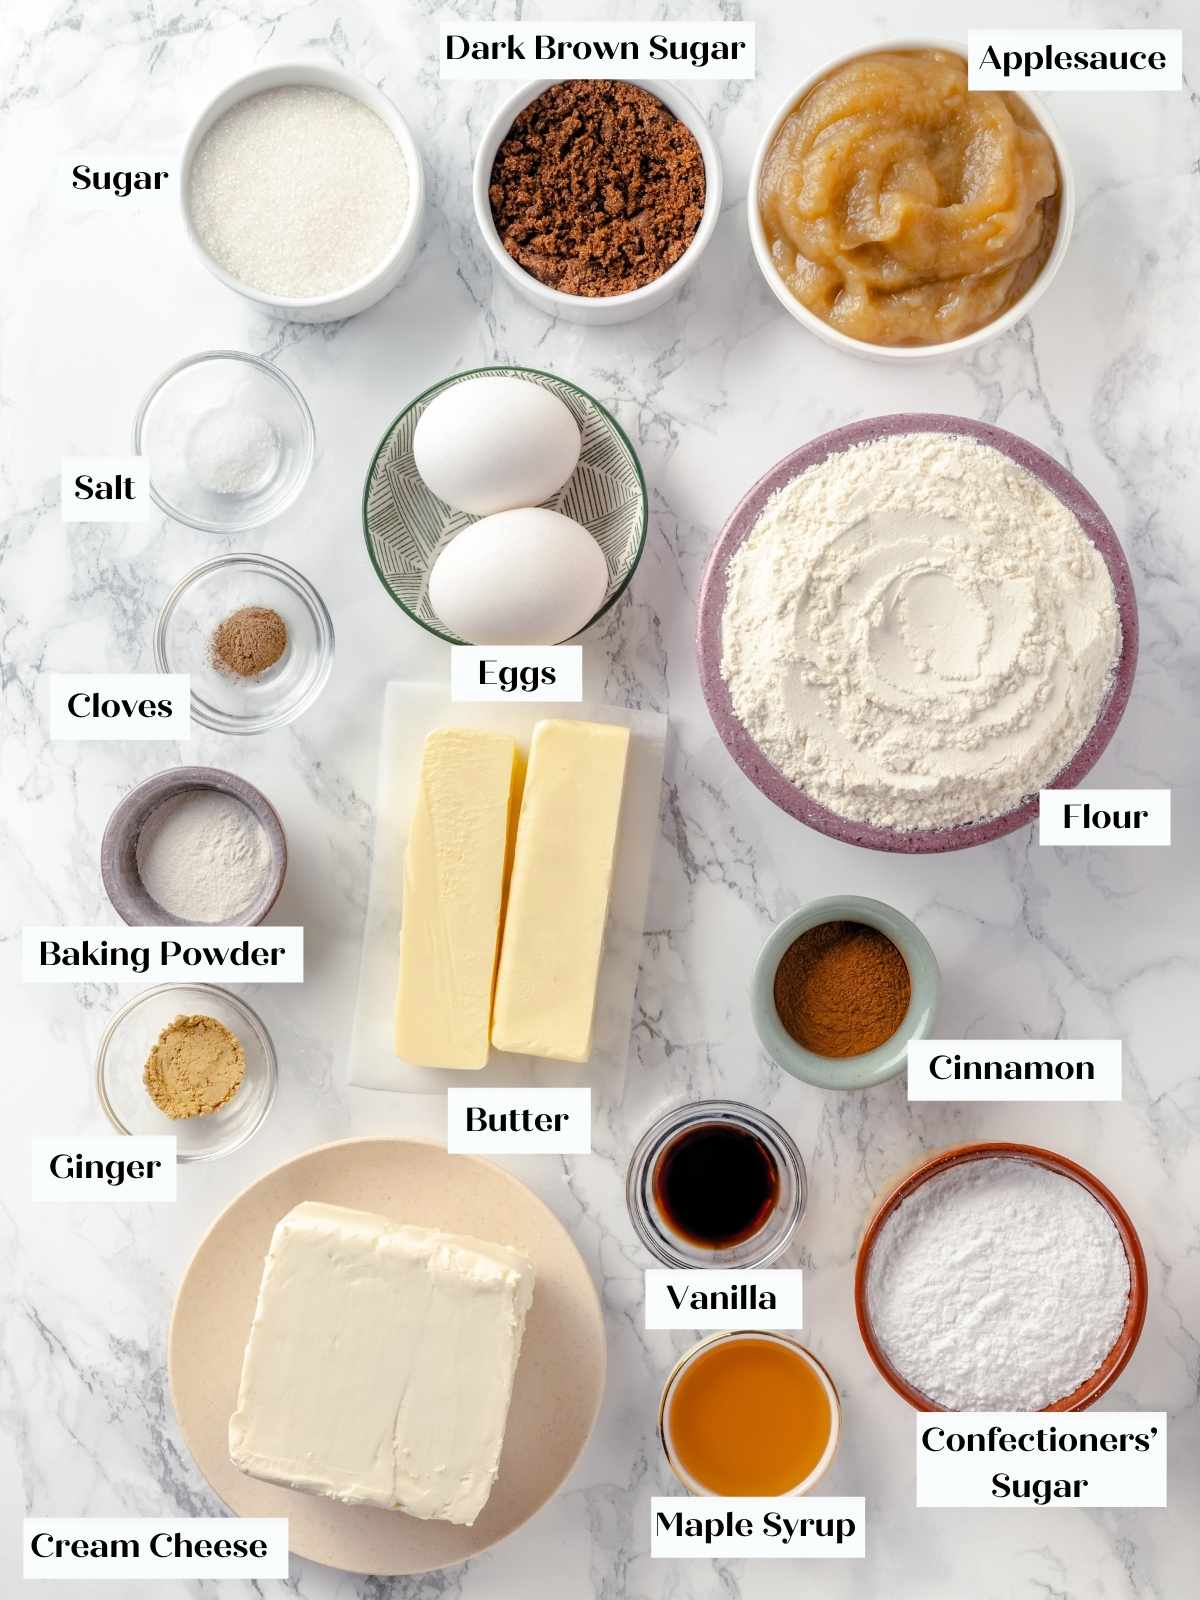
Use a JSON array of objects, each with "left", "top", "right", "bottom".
[
  {"left": 752, "top": 896, "right": 940, "bottom": 1090},
  {"left": 697, "top": 414, "right": 1139, "bottom": 854},
  {"left": 100, "top": 766, "right": 287, "bottom": 927}
]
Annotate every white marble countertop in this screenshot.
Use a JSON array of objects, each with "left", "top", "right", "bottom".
[{"left": 3, "top": 0, "right": 1198, "bottom": 1595}]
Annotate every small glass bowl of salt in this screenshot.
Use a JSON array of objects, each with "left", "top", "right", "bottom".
[{"left": 133, "top": 350, "right": 315, "bottom": 532}]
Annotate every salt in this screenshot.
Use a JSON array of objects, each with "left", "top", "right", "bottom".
[
  {"left": 866, "top": 1158, "right": 1130, "bottom": 1411},
  {"left": 189, "top": 85, "right": 410, "bottom": 298},
  {"left": 187, "top": 407, "right": 278, "bottom": 494}
]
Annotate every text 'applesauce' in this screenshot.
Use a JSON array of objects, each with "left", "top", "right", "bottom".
[{"left": 758, "top": 49, "right": 1061, "bottom": 347}]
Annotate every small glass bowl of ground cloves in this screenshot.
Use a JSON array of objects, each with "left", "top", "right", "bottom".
[
  {"left": 751, "top": 896, "right": 940, "bottom": 1090},
  {"left": 155, "top": 552, "right": 334, "bottom": 734}
]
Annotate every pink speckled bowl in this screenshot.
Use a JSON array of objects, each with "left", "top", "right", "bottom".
[{"left": 697, "top": 415, "right": 1138, "bottom": 854}]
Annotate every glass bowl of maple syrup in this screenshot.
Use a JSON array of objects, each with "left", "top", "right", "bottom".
[
  {"left": 626, "top": 1099, "right": 806, "bottom": 1269},
  {"left": 659, "top": 1331, "right": 841, "bottom": 1497}
]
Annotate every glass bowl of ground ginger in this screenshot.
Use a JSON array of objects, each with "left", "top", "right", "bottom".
[
  {"left": 748, "top": 41, "right": 1075, "bottom": 361},
  {"left": 474, "top": 78, "right": 723, "bottom": 324},
  {"left": 97, "top": 984, "right": 277, "bottom": 1160}
]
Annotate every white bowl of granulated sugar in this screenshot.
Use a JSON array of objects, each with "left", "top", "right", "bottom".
[{"left": 182, "top": 62, "right": 425, "bottom": 323}]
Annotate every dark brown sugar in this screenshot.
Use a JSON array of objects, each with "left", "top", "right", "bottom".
[{"left": 488, "top": 79, "right": 706, "bottom": 297}]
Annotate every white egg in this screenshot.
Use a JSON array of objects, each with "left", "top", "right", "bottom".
[
  {"left": 428, "top": 508, "right": 609, "bottom": 645},
  {"left": 413, "top": 376, "right": 582, "bottom": 516}
]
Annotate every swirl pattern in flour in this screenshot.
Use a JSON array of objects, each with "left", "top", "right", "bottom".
[{"left": 721, "top": 433, "right": 1121, "bottom": 831}]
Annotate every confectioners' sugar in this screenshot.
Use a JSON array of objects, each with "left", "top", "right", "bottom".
[{"left": 867, "top": 1158, "right": 1130, "bottom": 1411}]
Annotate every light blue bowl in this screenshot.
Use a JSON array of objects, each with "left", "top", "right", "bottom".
[{"left": 752, "top": 896, "right": 940, "bottom": 1090}]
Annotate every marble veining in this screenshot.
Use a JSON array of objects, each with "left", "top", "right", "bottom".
[{"left": 2, "top": 0, "right": 1198, "bottom": 1596}]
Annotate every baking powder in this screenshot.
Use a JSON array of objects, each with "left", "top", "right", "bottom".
[
  {"left": 866, "top": 1158, "right": 1130, "bottom": 1411},
  {"left": 721, "top": 433, "right": 1121, "bottom": 831},
  {"left": 136, "top": 790, "right": 271, "bottom": 924}
]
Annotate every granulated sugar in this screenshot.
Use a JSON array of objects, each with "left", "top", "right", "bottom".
[
  {"left": 189, "top": 86, "right": 410, "bottom": 298},
  {"left": 866, "top": 1158, "right": 1130, "bottom": 1411}
]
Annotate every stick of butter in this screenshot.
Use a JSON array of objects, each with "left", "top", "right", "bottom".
[
  {"left": 492, "top": 719, "right": 630, "bottom": 1063},
  {"left": 394, "top": 728, "right": 520, "bottom": 1069}
]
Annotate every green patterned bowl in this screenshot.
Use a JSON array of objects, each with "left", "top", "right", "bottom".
[{"left": 362, "top": 365, "right": 648, "bottom": 644}]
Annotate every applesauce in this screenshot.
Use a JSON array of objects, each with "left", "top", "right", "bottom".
[{"left": 758, "top": 49, "right": 1061, "bottom": 347}]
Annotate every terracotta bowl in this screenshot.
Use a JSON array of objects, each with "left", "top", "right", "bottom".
[
  {"left": 854, "top": 1141, "right": 1148, "bottom": 1412},
  {"left": 696, "top": 414, "right": 1139, "bottom": 854}
]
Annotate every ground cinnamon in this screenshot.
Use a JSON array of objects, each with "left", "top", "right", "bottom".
[
  {"left": 488, "top": 80, "right": 705, "bottom": 297},
  {"left": 773, "top": 921, "right": 910, "bottom": 1058}
]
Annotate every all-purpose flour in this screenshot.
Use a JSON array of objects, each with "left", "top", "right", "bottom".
[
  {"left": 721, "top": 434, "right": 1121, "bottom": 831},
  {"left": 866, "top": 1159, "right": 1130, "bottom": 1411}
]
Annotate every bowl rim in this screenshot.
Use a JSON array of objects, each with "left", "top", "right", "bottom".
[
  {"left": 625, "top": 1097, "right": 808, "bottom": 1269},
  {"left": 96, "top": 981, "right": 279, "bottom": 1162},
  {"left": 361, "top": 363, "right": 649, "bottom": 644},
  {"left": 745, "top": 39, "right": 1076, "bottom": 362},
  {"left": 658, "top": 1330, "right": 842, "bottom": 1496},
  {"left": 471, "top": 76, "right": 723, "bottom": 313},
  {"left": 153, "top": 550, "right": 335, "bottom": 734},
  {"left": 853, "top": 1141, "right": 1149, "bottom": 1412},
  {"left": 179, "top": 59, "right": 426, "bottom": 314},
  {"left": 696, "top": 412, "right": 1139, "bottom": 853},
  {"left": 751, "top": 896, "right": 941, "bottom": 1090},
  {"left": 132, "top": 349, "right": 316, "bottom": 533},
  {"left": 99, "top": 764, "right": 288, "bottom": 927}
]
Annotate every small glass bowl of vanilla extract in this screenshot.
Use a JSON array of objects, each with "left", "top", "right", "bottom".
[{"left": 625, "top": 1100, "right": 806, "bottom": 1269}]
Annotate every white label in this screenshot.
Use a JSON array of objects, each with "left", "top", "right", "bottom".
[
  {"left": 32, "top": 1138, "right": 176, "bottom": 1202},
  {"left": 22, "top": 927, "right": 303, "bottom": 983},
  {"left": 447, "top": 1087, "right": 591, "bottom": 1153},
  {"left": 650, "top": 1498, "right": 864, "bottom": 1558},
  {"left": 645, "top": 1270, "right": 803, "bottom": 1330},
  {"left": 49, "top": 674, "right": 190, "bottom": 740},
  {"left": 1039, "top": 789, "right": 1170, "bottom": 846},
  {"left": 23, "top": 1518, "right": 288, "bottom": 1579},
  {"left": 968, "top": 30, "right": 1181, "bottom": 90},
  {"left": 908, "top": 1040, "right": 1122, "bottom": 1102},
  {"left": 61, "top": 456, "right": 152, "bottom": 522},
  {"left": 450, "top": 646, "right": 583, "bottom": 702},
  {"left": 441, "top": 21, "right": 755, "bottom": 80},
  {"left": 916, "top": 1415, "right": 1167, "bottom": 1508}
]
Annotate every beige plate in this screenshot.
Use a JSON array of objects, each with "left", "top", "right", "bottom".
[{"left": 168, "top": 1137, "right": 607, "bottom": 1576}]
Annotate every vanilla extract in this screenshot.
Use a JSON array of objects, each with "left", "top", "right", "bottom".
[{"left": 652, "top": 1121, "right": 779, "bottom": 1250}]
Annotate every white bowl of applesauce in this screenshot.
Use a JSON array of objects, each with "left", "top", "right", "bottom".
[{"left": 748, "top": 41, "right": 1076, "bottom": 362}]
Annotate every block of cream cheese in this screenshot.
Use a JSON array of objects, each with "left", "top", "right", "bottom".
[
  {"left": 394, "top": 728, "right": 520, "bottom": 1069},
  {"left": 491, "top": 719, "right": 630, "bottom": 1063},
  {"left": 228, "top": 1202, "right": 535, "bottom": 1525}
]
